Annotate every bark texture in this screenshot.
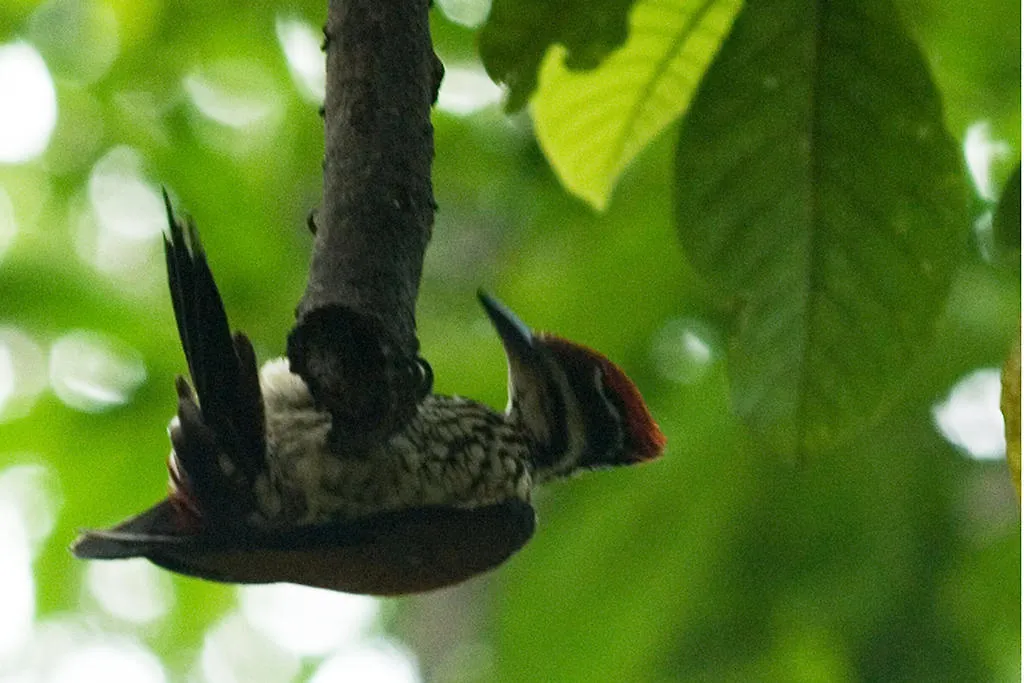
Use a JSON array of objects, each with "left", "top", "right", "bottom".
[{"left": 288, "top": 0, "right": 442, "bottom": 445}]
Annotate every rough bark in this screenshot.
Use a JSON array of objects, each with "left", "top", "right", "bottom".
[{"left": 288, "top": 0, "right": 442, "bottom": 445}]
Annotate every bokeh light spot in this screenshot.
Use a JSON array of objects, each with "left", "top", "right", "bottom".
[
  {"left": 310, "top": 639, "right": 421, "bottom": 683},
  {"left": 49, "top": 330, "right": 146, "bottom": 412},
  {"left": 49, "top": 639, "right": 165, "bottom": 683},
  {"left": 932, "top": 367, "right": 1006, "bottom": 460},
  {"left": 0, "top": 463, "right": 61, "bottom": 555},
  {"left": 964, "top": 121, "right": 1011, "bottom": 202},
  {"left": 0, "top": 42, "right": 57, "bottom": 163},
  {"left": 2, "top": 617, "right": 169, "bottom": 682},
  {"left": 437, "top": 65, "right": 504, "bottom": 116},
  {"left": 88, "top": 146, "right": 164, "bottom": 240},
  {"left": 85, "top": 558, "right": 173, "bottom": 625},
  {"left": 649, "top": 317, "right": 720, "bottom": 385},
  {"left": 0, "top": 327, "right": 48, "bottom": 423},
  {"left": 183, "top": 59, "right": 286, "bottom": 157},
  {"left": 184, "top": 60, "right": 283, "bottom": 129},
  {"left": 436, "top": 0, "right": 492, "bottom": 28},
  {"left": 76, "top": 146, "right": 165, "bottom": 282},
  {"left": 200, "top": 611, "right": 300, "bottom": 683},
  {"left": 0, "top": 496, "right": 34, "bottom": 664},
  {"left": 239, "top": 583, "right": 379, "bottom": 657},
  {"left": 275, "top": 17, "right": 325, "bottom": 103}
]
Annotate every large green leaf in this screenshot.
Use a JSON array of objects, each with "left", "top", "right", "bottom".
[
  {"left": 532, "top": 0, "right": 742, "bottom": 211},
  {"left": 479, "top": 0, "right": 636, "bottom": 111},
  {"left": 674, "top": 0, "right": 968, "bottom": 456}
]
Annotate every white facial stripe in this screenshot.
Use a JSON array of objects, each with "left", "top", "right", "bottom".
[
  {"left": 508, "top": 357, "right": 551, "bottom": 445},
  {"left": 541, "top": 355, "right": 585, "bottom": 479},
  {"left": 591, "top": 365, "right": 625, "bottom": 455}
]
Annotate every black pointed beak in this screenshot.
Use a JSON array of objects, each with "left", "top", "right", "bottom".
[{"left": 477, "top": 291, "right": 542, "bottom": 363}]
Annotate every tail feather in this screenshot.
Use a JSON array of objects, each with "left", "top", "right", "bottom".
[
  {"left": 71, "top": 500, "right": 193, "bottom": 560},
  {"left": 72, "top": 530, "right": 179, "bottom": 560},
  {"left": 160, "top": 190, "right": 266, "bottom": 518}
]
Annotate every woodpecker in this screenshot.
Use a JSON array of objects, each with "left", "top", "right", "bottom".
[{"left": 72, "top": 194, "right": 666, "bottom": 595}]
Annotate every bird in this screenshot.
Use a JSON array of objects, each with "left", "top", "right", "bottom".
[{"left": 72, "top": 192, "right": 666, "bottom": 595}]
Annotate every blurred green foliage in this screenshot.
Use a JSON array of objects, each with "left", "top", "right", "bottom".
[
  {"left": 0, "top": 0, "right": 1019, "bottom": 682},
  {"left": 993, "top": 164, "right": 1021, "bottom": 256}
]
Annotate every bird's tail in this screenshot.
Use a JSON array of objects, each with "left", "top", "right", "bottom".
[{"left": 71, "top": 500, "right": 191, "bottom": 559}]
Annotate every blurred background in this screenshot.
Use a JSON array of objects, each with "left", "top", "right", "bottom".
[{"left": 0, "top": 0, "right": 1019, "bottom": 681}]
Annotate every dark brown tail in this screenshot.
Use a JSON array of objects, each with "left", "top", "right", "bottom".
[{"left": 71, "top": 500, "right": 188, "bottom": 559}]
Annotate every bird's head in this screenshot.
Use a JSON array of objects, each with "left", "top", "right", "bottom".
[{"left": 478, "top": 292, "right": 665, "bottom": 481}]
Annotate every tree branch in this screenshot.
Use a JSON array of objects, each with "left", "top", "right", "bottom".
[{"left": 288, "top": 0, "right": 442, "bottom": 444}]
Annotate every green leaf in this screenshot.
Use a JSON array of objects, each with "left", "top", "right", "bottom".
[
  {"left": 479, "top": 0, "right": 636, "bottom": 111},
  {"left": 673, "top": 0, "right": 968, "bottom": 456},
  {"left": 993, "top": 163, "right": 1021, "bottom": 254},
  {"left": 531, "top": 0, "right": 742, "bottom": 211}
]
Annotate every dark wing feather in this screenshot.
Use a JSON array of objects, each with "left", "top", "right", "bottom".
[
  {"left": 71, "top": 500, "right": 195, "bottom": 559},
  {"left": 163, "top": 194, "right": 195, "bottom": 382},
  {"left": 231, "top": 332, "right": 266, "bottom": 472},
  {"left": 161, "top": 190, "right": 266, "bottom": 513},
  {"left": 72, "top": 500, "right": 536, "bottom": 595}
]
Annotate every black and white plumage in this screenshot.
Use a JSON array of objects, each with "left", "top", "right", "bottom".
[{"left": 72, "top": 194, "right": 665, "bottom": 595}]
